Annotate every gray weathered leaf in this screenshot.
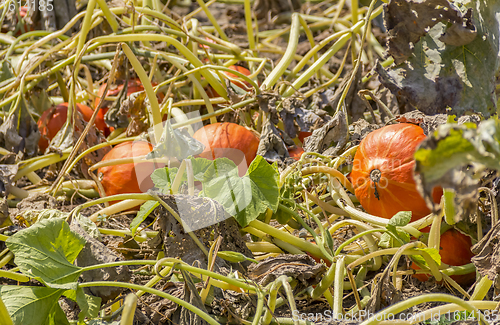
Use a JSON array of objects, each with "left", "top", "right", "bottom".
[
  {"left": 384, "top": 0, "right": 476, "bottom": 64},
  {"left": 378, "top": 0, "right": 499, "bottom": 117},
  {"left": 303, "top": 109, "right": 347, "bottom": 156},
  {"left": 0, "top": 96, "right": 40, "bottom": 158}
]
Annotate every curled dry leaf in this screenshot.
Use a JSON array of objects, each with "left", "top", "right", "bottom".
[
  {"left": 256, "top": 118, "right": 291, "bottom": 161},
  {"left": 248, "top": 254, "right": 326, "bottom": 287},
  {"left": 157, "top": 193, "right": 253, "bottom": 269},
  {"left": 471, "top": 221, "right": 500, "bottom": 281},
  {"left": 303, "top": 109, "right": 348, "bottom": 156},
  {"left": 0, "top": 98, "right": 40, "bottom": 159},
  {"left": 0, "top": 164, "right": 18, "bottom": 197},
  {"left": 279, "top": 97, "right": 328, "bottom": 139}
]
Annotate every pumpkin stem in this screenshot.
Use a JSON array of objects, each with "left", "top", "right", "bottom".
[{"left": 370, "top": 169, "right": 382, "bottom": 200}]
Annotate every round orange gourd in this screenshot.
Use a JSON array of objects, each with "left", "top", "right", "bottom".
[
  {"left": 192, "top": 123, "right": 260, "bottom": 169},
  {"left": 38, "top": 103, "right": 106, "bottom": 152},
  {"left": 411, "top": 228, "right": 475, "bottom": 284},
  {"left": 288, "top": 146, "right": 304, "bottom": 160},
  {"left": 298, "top": 131, "right": 312, "bottom": 144},
  {"left": 97, "top": 141, "right": 162, "bottom": 202},
  {"left": 350, "top": 123, "right": 442, "bottom": 222}
]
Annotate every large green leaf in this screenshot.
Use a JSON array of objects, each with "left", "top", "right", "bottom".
[
  {"left": 378, "top": 0, "right": 500, "bottom": 117},
  {"left": 0, "top": 286, "right": 68, "bottom": 325},
  {"left": 19, "top": 209, "right": 100, "bottom": 239},
  {"left": 5, "top": 219, "right": 85, "bottom": 284},
  {"left": 201, "top": 156, "right": 279, "bottom": 227}
]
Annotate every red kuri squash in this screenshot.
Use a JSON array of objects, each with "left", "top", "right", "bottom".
[
  {"left": 38, "top": 103, "right": 106, "bottom": 152},
  {"left": 350, "top": 123, "right": 442, "bottom": 222},
  {"left": 411, "top": 228, "right": 475, "bottom": 285},
  {"left": 288, "top": 146, "right": 304, "bottom": 160},
  {"left": 192, "top": 123, "right": 260, "bottom": 171},
  {"left": 97, "top": 141, "right": 163, "bottom": 203}
]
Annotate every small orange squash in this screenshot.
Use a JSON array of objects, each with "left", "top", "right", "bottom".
[
  {"left": 298, "top": 131, "right": 312, "bottom": 144},
  {"left": 97, "top": 141, "right": 163, "bottom": 203},
  {"left": 192, "top": 123, "right": 260, "bottom": 169},
  {"left": 411, "top": 228, "right": 475, "bottom": 285},
  {"left": 288, "top": 146, "right": 304, "bottom": 160},
  {"left": 38, "top": 103, "right": 106, "bottom": 152},
  {"left": 350, "top": 123, "right": 442, "bottom": 222}
]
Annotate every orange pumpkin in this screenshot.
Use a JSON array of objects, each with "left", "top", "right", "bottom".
[
  {"left": 3, "top": 7, "right": 35, "bottom": 36},
  {"left": 97, "top": 141, "right": 163, "bottom": 203},
  {"left": 38, "top": 103, "right": 106, "bottom": 152},
  {"left": 288, "top": 146, "right": 304, "bottom": 160},
  {"left": 192, "top": 123, "right": 260, "bottom": 171},
  {"left": 298, "top": 131, "right": 312, "bottom": 144},
  {"left": 350, "top": 123, "right": 442, "bottom": 222},
  {"left": 411, "top": 228, "right": 475, "bottom": 285}
]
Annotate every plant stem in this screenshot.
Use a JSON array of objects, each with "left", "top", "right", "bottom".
[
  {"left": 80, "top": 281, "right": 220, "bottom": 325},
  {"left": 246, "top": 219, "right": 326, "bottom": 260},
  {"left": 261, "top": 13, "right": 300, "bottom": 90},
  {"left": 359, "top": 294, "right": 487, "bottom": 325}
]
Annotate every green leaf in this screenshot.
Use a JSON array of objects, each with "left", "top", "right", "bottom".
[
  {"left": 412, "top": 248, "right": 442, "bottom": 267},
  {"left": 378, "top": 233, "right": 392, "bottom": 249},
  {"left": 0, "top": 286, "right": 68, "bottom": 325},
  {"left": 388, "top": 211, "right": 412, "bottom": 227},
  {"left": 19, "top": 209, "right": 101, "bottom": 240},
  {"left": 274, "top": 204, "right": 292, "bottom": 225},
  {"left": 201, "top": 156, "right": 280, "bottom": 227},
  {"left": 131, "top": 200, "right": 159, "bottom": 235},
  {"left": 6, "top": 219, "right": 85, "bottom": 284},
  {"left": 150, "top": 167, "right": 179, "bottom": 193},
  {"left": 46, "top": 301, "right": 71, "bottom": 325},
  {"left": 384, "top": 212, "right": 412, "bottom": 247},
  {"left": 190, "top": 157, "right": 216, "bottom": 182}
]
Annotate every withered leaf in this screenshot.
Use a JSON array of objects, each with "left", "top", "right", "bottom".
[
  {"left": 471, "top": 221, "right": 500, "bottom": 281},
  {"left": 248, "top": 254, "right": 326, "bottom": 287},
  {"left": 378, "top": 0, "right": 499, "bottom": 117},
  {"left": 256, "top": 118, "right": 291, "bottom": 161},
  {"left": 384, "top": 0, "right": 476, "bottom": 64},
  {"left": 303, "top": 109, "right": 347, "bottom": 156},
  {"left": 0, "top": 96, "right": 40, "bottom": 158}
]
